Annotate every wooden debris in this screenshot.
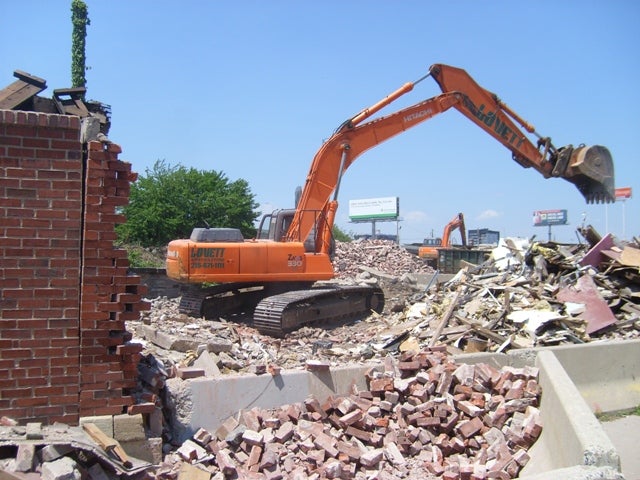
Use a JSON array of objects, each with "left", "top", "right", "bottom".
[
  {"left": 429, "top": 283, "right": 466, "bottom": 347},
  {"left": 82, "top": 422, "right": 132, "bottom": 468}
]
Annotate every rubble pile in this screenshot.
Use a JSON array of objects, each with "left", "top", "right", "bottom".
[
  {"left": 0, "top": 417, "right": 152, "bottom": 480},
  {"left": 1, "top": 232, "right": 638, "bottom": 479},
  {"left": 127, "top": 234, "right": 640, "bottom": 381},
  {"left": 154, "top": 348, "right": 542, "bottom": 479},
  {"left": 333, "top": 239, "right": 434, "bottom": 279}
]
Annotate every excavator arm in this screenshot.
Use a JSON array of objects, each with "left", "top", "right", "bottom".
[
  {"left": 428, "top": 64, "right": 614, "bottom": 203},
  {"left": 285, "top": 90, "right": 463, "bottom": 247},
  {"left": 286, "top": 64, "right": 615, "bottom": 249},
  {"left": 441, "top": 212, "right": 466, "bottom": 248}
]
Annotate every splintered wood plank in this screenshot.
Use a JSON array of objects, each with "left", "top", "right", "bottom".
[
  {"left": 82, "top": 422, "right": 132, "bottom": 468},
  {"left": 620, "top": 246, "right": 640, "bottom": 267}
]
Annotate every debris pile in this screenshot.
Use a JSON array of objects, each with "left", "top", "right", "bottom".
[
  {"left": 0, "top": 417, "right": 152, "bottom": 479},
  {"left": 333, "top": 239, "right": 434, "bottom": 278},
  {"left": 1, "top": 230, "right": 637, "bottom": 479},
  {"left": 154, "top": 348, "right": 542, "bottom": 479},
  {"left": 441, "top": 230, "right": 640, "bottom": 350},
  {"left": 127, "top": 232, "right": 640, "bottom": 382}
]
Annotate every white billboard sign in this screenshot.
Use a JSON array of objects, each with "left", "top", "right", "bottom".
[{"left": 348, "top": 197, "right": 399, "bottom": 221}]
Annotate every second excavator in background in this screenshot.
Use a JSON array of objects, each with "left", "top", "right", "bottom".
[
  {"left": 166, "top": 63, "right": 615, "bottom": 336},
  {"left": 418, "top": 213, "right": 467, "bottom": 266}
]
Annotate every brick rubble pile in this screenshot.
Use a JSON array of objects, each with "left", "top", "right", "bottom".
[
  {"left": 333, "top": 239, "right": 434, "bottom": 279},
  {"left": 155, "top": 347, "right": 541, "bottom": 479}
]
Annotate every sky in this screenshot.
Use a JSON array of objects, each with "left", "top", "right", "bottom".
[{"left": 3, "top": 1, "right": 639, "bottom": 245}]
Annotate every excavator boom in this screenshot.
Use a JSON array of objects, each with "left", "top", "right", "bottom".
[
  {"left": 441, "top": 213, "right": 466, "bottom": 247},
  {"left": 287, "top": 63, "right": 615, "bottom": 245},
  {"left": 285, "top": 90, "right": 462, "bottom": 246}
]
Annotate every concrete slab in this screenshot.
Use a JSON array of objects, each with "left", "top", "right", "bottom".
[
  {"left": 519, "top": 350, "right": 620, "bottom": 477},
  {"left": 181, "top": 365, "right": 373, "bottom": 444},
  {"left": 601, "top": 415, "right": 640, "bottom": 480}
]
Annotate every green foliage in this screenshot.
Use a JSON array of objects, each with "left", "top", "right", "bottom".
[
  {"left": 596, "top": 404, "right": 640, "bottom": 421},
  {"left": 71, "top": 0, "right": 90, "bottom": 94},
  {"left": 116, "top": 160, "right": 259, "bottom": 247},
  {"left": 118, "top": 243, "right": 165, "bottom": 268},
  {"left": 332, "top": 225, "right": 353, "bottom": 242}
]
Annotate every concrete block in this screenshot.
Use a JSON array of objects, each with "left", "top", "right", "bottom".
[
  {"left": 41, "top": 457, "right": 80, "bottom": 480},
  {"left": 206, "top": 337, "right": 233, "bottom": 354},
  {"left": 194, "top": 351, "right": 221, "bottom": 377},
  {"left": 113, "top": 413, "right": 145, "bottom": 442},
  {"left": 147, "top": 407, "right": 164, "bottom": 438},
  {"left": 40, "top": 444, "right": 74, "bottom": 462},
  {"left": 15, "top": 443, "right": 35, "bottom": 472},
  {"left": 25, "top": 423, "right": 43, "bottom": 439},
  {"left": 120, "top": 437, "right": 163, "bottom": 465},
  {"left": 79, "top": 416, "right": 113, "bottom": 437}
]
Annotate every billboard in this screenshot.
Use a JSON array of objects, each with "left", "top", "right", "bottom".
[
  {"left": 349, "top": 197, "right": 399, "bottom": 221},
  {"left": 615, "top": 187, "right": 632, "bottom": 199},
  {"left": 533, "top": 209, "right": 568, "bottom": 227}
]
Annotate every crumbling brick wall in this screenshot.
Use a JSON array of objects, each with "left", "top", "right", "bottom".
[{"left": 0, "top": 109, "right": 149, "bottom": 425}]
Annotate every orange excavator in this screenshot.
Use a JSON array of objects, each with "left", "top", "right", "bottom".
[
  {"left": 418, "top": 213, "right": 467, "bottom": 266},
  {"left": 166, "top": 63, "right": 615, "bottom": 336}
]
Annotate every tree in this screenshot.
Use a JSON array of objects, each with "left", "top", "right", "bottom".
[
  {"left": 332, "top": 225, "right": 353, "bottom": 242},
  {"left": 71, "top": 0, "right": 90, "bottom": 96},
  {"left": 117, "top": 160, "right": 259, "bottom": 247}
]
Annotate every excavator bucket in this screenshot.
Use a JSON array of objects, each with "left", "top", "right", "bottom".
[{"left": 557, "top": 145, "right": 615, "bottom": 204}]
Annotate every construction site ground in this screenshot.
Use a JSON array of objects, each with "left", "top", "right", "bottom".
[
  {"left": 2, "top": 236, "right": 639, "bottom": 479},
  {"left": 122, "top": 236, "right": 640, "bottom": 479}
]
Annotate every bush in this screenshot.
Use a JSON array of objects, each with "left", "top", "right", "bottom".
[{"left": 117, "top": 160, "right": 259, "bottom": 247}]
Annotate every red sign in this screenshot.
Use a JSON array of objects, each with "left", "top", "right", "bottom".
[{"left": 615, "top": 187, "right": 632, "bottom": 199}]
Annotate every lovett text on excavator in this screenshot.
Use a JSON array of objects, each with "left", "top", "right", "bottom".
[
  {"left": 418, "top": 213, "right": 467, "bottom": 266},
  {"left": 166, "top": 63, "right": 615, "bottom": 336}
]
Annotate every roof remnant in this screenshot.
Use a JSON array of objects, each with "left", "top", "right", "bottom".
[
  {"left": 0, "top": 70, "right": 47, "bottom": 110},
  {"left": 1, "top": 69, "right": 112, "bottom": 136}
]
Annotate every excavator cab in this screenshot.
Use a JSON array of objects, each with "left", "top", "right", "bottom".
[
  {"left": 257, "top": 209, "right": 322, "bottom": 253},
  {"left": 257, "top": 209, "right": 295, "bottom": 242}
]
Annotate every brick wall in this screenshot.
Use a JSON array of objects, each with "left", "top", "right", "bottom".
[{"left": 0, "top": 109, "right": 149, "bottom": 425}]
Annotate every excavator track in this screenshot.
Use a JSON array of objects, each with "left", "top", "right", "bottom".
[
  {"left": 253, "top": 284, "right": 385, "bottom": 337},
  {"left": 178, "top": 282, "right": 314, "bottom": 319},
  {"left": 178, "top": 282, "right": 264, "bottom": 317}
]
